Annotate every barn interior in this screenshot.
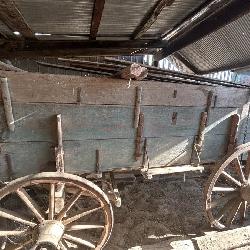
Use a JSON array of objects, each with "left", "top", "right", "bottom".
[{"left": 0, "top": 0, "right": 250, "bottom": 249}]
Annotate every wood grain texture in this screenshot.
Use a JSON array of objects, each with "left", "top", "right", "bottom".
[
  {"left": 1, "top": 71, "right": 247, "bottom": 107},
  {"left": 0, "top": 139, "right": 140, "bottom": 178},
  {"left": 0, "top": 104, "right": 244, "bottom": 143}
]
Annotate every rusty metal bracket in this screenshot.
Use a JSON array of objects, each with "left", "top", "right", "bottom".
[
  {"left": 76, "top": 87, "right": 82, "bottom": 104},
  {"left": 134, "top": 86, "right": 142, "bottom": 128},
  {"left": 191, "top": 111, "right": 208, "bottom": 165},
  {"left": 141, "top": 138, "right": 152, "bottom": 179},
  {"left": 1, "top": 77, "right": 15, "bottom": 132},
  {"left": 135, "top": 113, "right": 144, "bottom": 161},
  {"left": 205, "top": 91, "right": 214, "bottom": 125}
]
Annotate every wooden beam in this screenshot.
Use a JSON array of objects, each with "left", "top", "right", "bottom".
[
  {"left": 132, "top": 0, "right": 175, "bottom": 39},
  {"left": 90, "top": 0, "right": 105, "bottom": 40},
  {"left": 0, "top": 0, "right": 35, "bottom": 39},
  {"left": 155, "top": 0, "right": 250, "bottom": 60},
  {"left": 0, "top": 39, "right": 167, "bottom": 58}
]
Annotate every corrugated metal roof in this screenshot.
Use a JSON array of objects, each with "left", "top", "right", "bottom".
[
  {"left": 179, "top": 11, "right": 250, "bottom": 73},
  {"left": 143, "top": 0, "right": 207, "bottom": 38},
  {"left": 0, "top": 20, "right": 15, "bottom": 38},
  {"left": 97, "top": 0, "right": 158, "bottom": 37},
  {"left": 14, "top": 0, "right": 94, "bottom": 34}
]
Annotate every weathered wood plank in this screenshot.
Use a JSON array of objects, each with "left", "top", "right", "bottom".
[
  {"left": 0, "top": 139, "right": 141, "bottom": 178},
  {"left": 0, "top": 104, "right": 135, "bottom": 142},
  {"left": 147, "top": 136, "right": 194, "bottom": 167},
  {"left": 200, "top": 134, "right": 228, "bottom": 163},
  {"left": 0, "top": 71, "right": 248, "bottom": 107},
  {"left": 0, "top": 142, "right": 55, "bottom": 179},
  {"left": 64, "top": 139, "right": 140, "bottom": 173},
  {"left": 0, "top": 70, "right": 208, "bottom": 106},
  {"left": 0, "top": 104, "right": 244, "bottom": 142}
]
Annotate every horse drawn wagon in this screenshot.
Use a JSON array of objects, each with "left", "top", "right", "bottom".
[{"left": 0, "top": 69, "right": 249, "bottom": 249}]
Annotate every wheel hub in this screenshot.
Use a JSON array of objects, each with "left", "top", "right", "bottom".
[
  {"left": 34, "top": 220, "right": 65, "bottom": 249},
  {"left": 241, "top": 183, "right": 250, "bottom": 203}
]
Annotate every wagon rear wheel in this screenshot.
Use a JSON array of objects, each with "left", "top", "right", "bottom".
[
  {"left": 0, "top": 172, "right": 113, "bottom": 249},
  {"left": 205, "top": 142, "right": 250, "bottom": 229}
]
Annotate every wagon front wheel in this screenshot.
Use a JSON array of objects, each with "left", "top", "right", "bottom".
[
  {"left": 205, "top": 142, "right": 250, "bottom": 229},
  {"left": 0, "top": 172, "right": 113, "bottom": 249}
]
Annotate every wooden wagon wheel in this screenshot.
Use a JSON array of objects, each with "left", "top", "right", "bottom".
[
  {"left": 205, "top": 142, "right": 250, "bottom": 229},
  {"left": 0, "top": 172, "right": 113, "bottom": 249}
]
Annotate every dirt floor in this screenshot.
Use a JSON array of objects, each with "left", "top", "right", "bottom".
[{"left": 105, "top": 173, "right": 210, "bottom": 250}]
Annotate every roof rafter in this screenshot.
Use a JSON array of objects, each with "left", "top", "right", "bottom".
[
  {"left": 0, "top": 39, "right": 167, "bottom": 58},
  {"left": 132, "top": 0, "right": 175, "bottom": 39},
  {"left": 155, "top": 0, "right": 250, "bottom": 61},
  {"left": 90, "top": 0, "right": 105, "bottom": 40},
  {"left": 0, "top": 0, "right": 35, "bottom": 39}
]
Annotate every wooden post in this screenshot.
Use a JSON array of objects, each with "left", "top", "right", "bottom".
[
  {"left": 55, "top": 114, "right": 65, "bottom": 213},
  {"left": 55, "top": 114, "right": 64, "bottom": 173},
  {"left": 135, "top": 113, "right": 144, "bottom": 161},
  {"left": 134, "top": 86, "right": 142, "bottom": 128},
  {"left": 227, "top": 114, "right": 240, "bottom": 154},
  {"left": 1, "top": 77, "right": 15, "bottom": 131}
]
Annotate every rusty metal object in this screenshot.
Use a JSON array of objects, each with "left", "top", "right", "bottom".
[
  {"left": 227, "top": 114, "right": 240, "bottom": 154},
  {"left": 0, "top": 172, "right": 113, "bottom": 249},
  {"left": 204, "top": 142, "right": 250, "bottom": 229},
  {"left": 0, "top": 77, "right": 15, "bottom": 131},
  {"left": 135, "top": 113, "right": 144, "bottom": 161},
  {"left": 134, "top": 86, "right": 142, "bottom": 128},
  {"left": 191, "top": 111, "right": 207, "bottom": 165},
  {"left": 205, "top": 91, "right": 214, "bottom": 124}
]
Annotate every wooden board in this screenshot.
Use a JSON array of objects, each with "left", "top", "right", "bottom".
[
  {"left": 0, "top": 70, "right": 248, "bottom": 107},
  {"left": 0, "top": 104, "right": 244, "bottom": 143},
  {"left": 147, "top": 136, "right": 194, "bottom": 167},
  {"left": 0, "top": 142, "right": 55, "bottom": 179},
  {"left": 0, "top": 139, "right": 141, "bottom": 178},
  {"left": 0, "top": 104, "right": 135, "bottom": 142}
]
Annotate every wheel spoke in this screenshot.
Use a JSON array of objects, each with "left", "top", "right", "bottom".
[
  {"left": 233, "top": 159, "right": 246, "bottom": 183},
  {"left": 0, "top": 208, "right": 36, "bottom": 227},
  {"left": 225, "top": 198, "right": 242, "bottom": 227},
  {"left": 63, "top": 206, "right": 103, "bottom": 225},
  {"left": 0, "top": 230, "right": 28, "bottom": 237},
  {"left": 59, "top": 241, "right": 67, "bottom": 250},
  {"left": 212, "top": 187, "right": 238, "bottom": 192},
  {"left": 57, "top": 189, "right": 82, "bottom": 221},
  {"left": 63, "top": 234, "right": 95, "bottom": 249},
  {"left": 16, "top": 188, "right": 45, "bottom": 223},
  {"left": 221, "top": 171, "right": 242, "bottom": 187},
  {"left": 239, "top": 201, "right": 247, "bottom": 224},
  {"left": 48, "top": 183, "right": 55, "bottom": 220},
  {"left": 66, "top": 224, "right": 105, "bottom": 231}
]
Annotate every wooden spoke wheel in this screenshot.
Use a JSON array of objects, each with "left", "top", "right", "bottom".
[
  {"left": 0, "top": 172, "right": 113, "bottom": 249},
  {"left": 205, "top": 142, "right": 250, "bottom": 230}
]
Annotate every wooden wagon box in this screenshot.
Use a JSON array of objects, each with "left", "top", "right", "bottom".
[{"left": 0, "top": 70, "right": 249, "bottom": 179}]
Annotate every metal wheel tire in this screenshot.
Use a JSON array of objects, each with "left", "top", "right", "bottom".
[
  {"left": 0, "top": 172, "right": 113, "bottom": 249},
  {"left": 205, "top": 142, "right": 250, "bottom": 229}
]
